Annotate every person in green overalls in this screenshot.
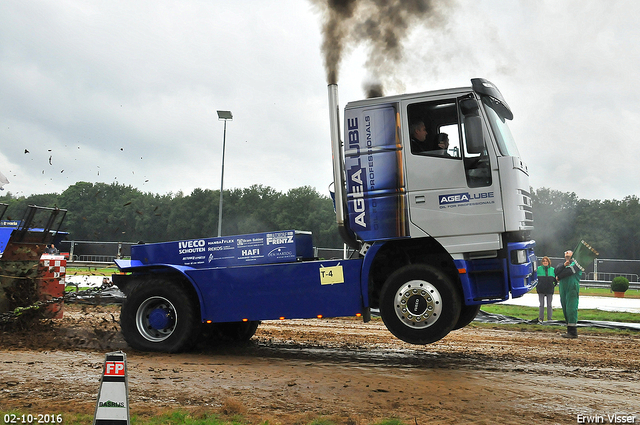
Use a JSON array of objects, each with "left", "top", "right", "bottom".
[{"left": 555, "top": 250, "right": 582, "bottom": 338}]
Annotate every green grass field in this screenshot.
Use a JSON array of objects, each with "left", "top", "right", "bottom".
[
  {"left": 478, "top": 303, "right": 640, "bottom": 323},
  {"left": 479, "top": 286, "right": 640, "bottom": 324},
  {"left": 67, "top": 266, "right": 119, "bottom": 276}
]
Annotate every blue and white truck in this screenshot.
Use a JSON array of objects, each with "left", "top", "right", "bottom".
[{"left": 113, "top": 79, "right": 537, "bottom": 352}]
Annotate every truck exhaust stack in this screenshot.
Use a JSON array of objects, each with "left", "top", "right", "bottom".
[{"left": 327, "top": 84, "right": 359, "bottom": 249}]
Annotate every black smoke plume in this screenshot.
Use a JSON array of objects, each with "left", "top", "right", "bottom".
[{"left": 312, "top": 0, "right": 448, "bottom": 97}]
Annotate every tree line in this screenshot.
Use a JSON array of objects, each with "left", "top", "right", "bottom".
[
  {"left": 0, "top": 182, "right": 342, "bottom": 248},
  {"left": 531, "top": 188, "right": 640, "bottom": 260},
  {"left": 1, "top": 183, "right": 639, "bottom": 258}
]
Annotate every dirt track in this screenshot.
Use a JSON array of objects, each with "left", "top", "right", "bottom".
[{"left": 1, "top": 304, "right": 639, "bottom": 424}]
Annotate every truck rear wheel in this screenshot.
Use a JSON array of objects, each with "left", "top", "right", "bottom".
[
  {"left": 202, "top": 321, "right": 260, "bottom": 343},
  {"left": 120, "top": 279, "right": 200, "bottom": 353},
  {"left": 380, "top": 264, "right": 461, "bottom": 345}
]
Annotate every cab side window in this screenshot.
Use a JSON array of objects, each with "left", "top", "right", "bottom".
[
  {"left": 407, "top": 100, "right": 460, "bottom": 159},
  {"left": 406, "top": 96, "right": 492, "bottom": 188}
]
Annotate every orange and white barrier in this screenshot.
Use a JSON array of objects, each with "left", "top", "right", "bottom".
[{"left": 38, "top": 254, "right": 67, "bottom": 318}]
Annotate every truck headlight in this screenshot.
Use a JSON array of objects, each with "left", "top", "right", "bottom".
[{"left": 511, "top": 249, "right": 527, "bottom": 264}]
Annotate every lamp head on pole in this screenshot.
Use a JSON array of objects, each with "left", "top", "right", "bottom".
[{"left": 217, "top": 110, "right": 233, "bottom": 120}]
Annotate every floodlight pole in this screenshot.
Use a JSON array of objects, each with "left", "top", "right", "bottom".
[{"left": 216, "top": 110, "right": 232, "bottom": 237}]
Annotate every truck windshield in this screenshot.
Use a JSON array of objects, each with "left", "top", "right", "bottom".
[{"left": 482, "top": 98, "right": 520, "bottom": 157}]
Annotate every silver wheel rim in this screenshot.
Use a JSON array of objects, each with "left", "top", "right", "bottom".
[
  {"left": 393, "top": 279, "right": 442, "bottom": 329},
  {"left": 135, "top": 296, "right": 177, "bottom": 342}
]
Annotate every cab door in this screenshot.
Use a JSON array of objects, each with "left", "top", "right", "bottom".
[{"left": 402, "top": 95, "right": 505, "bottom": 252}]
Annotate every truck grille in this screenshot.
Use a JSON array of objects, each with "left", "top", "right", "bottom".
[{"left": 520, "top": 189, "right": 534, "bottom": 226}]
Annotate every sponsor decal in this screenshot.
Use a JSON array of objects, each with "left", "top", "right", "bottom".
[
  {"left": 266, "top": 232, "right": 294, "bottom": 245},
  {"left": 209, "top": 238, "right": 234, "bottom": 245},
  {"left": 268, "top": 247, "right": 294, "bottom": 258},
  {"left": 347, "top": 117, "right": 360, "bottom": 154},
  {"left": 182, "top": 255, "right": 206, "bottom": 265},
  {"left": 0, "top": 220, "right": 21, "bottom": 227},
  {"left": 347, "top": 115, "right": 368, "bottom": 229},
  {"left": 105, "top": 361, "right": 125, "bottom": 376},
  {"left": 349, "top": 167, "right": 367, "bottom": 228},
  {"left": 438, "top": 191, "right": 495, "bottom": 209},
  {"left": 178, "top": 239, "right": 206, "bottom": 254},
  {"left": 99, "top": 400, "right": 126, "bottom": 408},
  {"left": 237, "top": 237, "right": 264, "bottom": 247},
  {"left": 207, "top": 238, "right": 235, "bottom": 255},
  {"left": 364, "top": 116, "right": 376, "bottom": 191},
  {"left": 241, "top": 248, "right": 260, "bottom": 257}
]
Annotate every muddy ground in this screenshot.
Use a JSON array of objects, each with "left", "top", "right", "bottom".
[{"left": 1, "top": 304, "right": 639, "bottom": 425}]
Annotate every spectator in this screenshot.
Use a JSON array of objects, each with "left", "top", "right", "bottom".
[
  {"left": 45, "top": 243, "right": 59, "bottom": 254},
  {"left": 536, "top": 256, "right": 556, "bottom": 322}
]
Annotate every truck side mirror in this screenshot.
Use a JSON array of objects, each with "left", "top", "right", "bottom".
[
  {"left": 460, "top": 98, "right": 479, "bottom": 115},
  {"left": 460, "top": 99, "right": 484, "bottom": 154},
  {"left": 464, "top": 116, "right": 484, "bottom": 154}
]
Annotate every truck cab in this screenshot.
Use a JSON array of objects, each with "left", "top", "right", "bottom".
[{"left": 331, "top": 78, "right": 536, "bottom": 343}]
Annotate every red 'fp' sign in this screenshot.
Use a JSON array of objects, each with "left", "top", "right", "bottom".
[{"left": 105, "top": 361, "right": 125, "bottom": 376}]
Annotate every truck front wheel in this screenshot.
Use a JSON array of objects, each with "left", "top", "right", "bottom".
[
  {"left": 453, "top": 304, "right": 481, "bottom": 330},
  {"left": 120, "top": 279, "right": 200, "bottom": 353},
  {"left": 380, "top": 265, "right": 461, "bottom": 344}
]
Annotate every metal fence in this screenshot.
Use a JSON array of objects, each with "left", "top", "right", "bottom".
[
  {"left": 315, "top": 247, "right": 355, "bottom": 260},
  {"left": 539, "top": 256, "right": 640, "bottom": 291},
  {"left": 542, "top": 257, "right": 640, "bottom": 279},
  {"left": 58, "top": 241, "right": 136, "bottom": 263},
  {"left": 585, "top": 272, "right": 639, "bottom": 283}
]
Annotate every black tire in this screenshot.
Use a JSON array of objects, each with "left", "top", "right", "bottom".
[
  {"left": 202, "top": 321, "right": 260, "bottom": 343},
  {"left": 379, "top": 264, "right": 461, "bottom": 345},
  {"left": 452, "top": 304, "right": 481, "bottom": 330},
  {"left": 120, "top": 279, "right": 200, "bottom": 353}
]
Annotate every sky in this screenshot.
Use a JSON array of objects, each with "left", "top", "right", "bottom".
[{"left": 1, "top": 0, "right": 639, "bottom": 202}]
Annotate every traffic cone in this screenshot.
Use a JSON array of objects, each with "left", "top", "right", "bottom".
[{"left": 93, "top": 351, "right": 130, "bottom": 425}]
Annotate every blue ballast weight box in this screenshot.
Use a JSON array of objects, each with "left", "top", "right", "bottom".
[{"left": 131, "top": 230, "right": 314, "bottom": 268}]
